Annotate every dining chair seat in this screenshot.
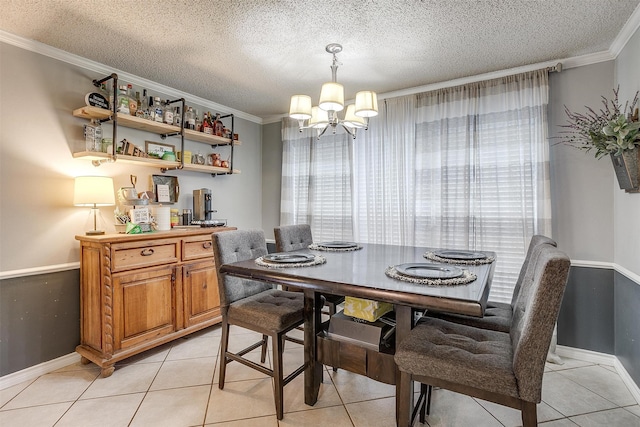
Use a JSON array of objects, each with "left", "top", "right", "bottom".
[{"left": 227, "top": 290, "right": 304, "bottom": 331}]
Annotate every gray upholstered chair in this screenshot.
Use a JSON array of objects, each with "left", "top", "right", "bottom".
[
  {"left": 212, "top": 229, "right": 306, "bottom": 420},
  {"left": 427, "top": 235, "right": 557, "bottom": 333},
  {"left": 395, "top": 245, "right": 570, "bottom": 427},
  {"left": 274, "top": 224, "right": 345, "bottom": 317}
]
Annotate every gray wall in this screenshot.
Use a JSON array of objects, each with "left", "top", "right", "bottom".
[
  {"left": 0, "top": 271, "right": 80, "bottom": 376},
  {"left": 0, "top": 41, "right": 264, "bottom": 272},
  {"left": 261, "top": 121, "right": 283, "bottom": 240}
]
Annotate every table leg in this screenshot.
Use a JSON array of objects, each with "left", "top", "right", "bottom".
[
  {"left": 304, "top": 289, "right": 323, "bottom": 406},
  {"left": 395, "top": 304, "right": 414, "bottom": 426}
]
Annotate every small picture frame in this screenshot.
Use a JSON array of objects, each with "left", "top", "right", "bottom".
[{"left": 145, "top": 141, "right": 175, "bottom": 158}]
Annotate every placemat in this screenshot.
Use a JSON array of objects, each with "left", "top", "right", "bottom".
[
  {"left": 423, "top": 251, "right": 495, "bottom": 265},
  {"left": 308, "top": 244, "right": 363, "bottom": 252},
  {"left": 255, "top": 254, "right": 327, "bottom": 268},
  {"left": 385, "top": 265, "right": 477, "bottom": 286}
]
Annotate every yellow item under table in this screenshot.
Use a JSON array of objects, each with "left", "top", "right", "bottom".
[{"left": 343, "top": 297, "right": 394, "bottom": 322}]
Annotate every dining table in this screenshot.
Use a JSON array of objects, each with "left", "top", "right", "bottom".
[{"left": 219, "top": 242, "right": 496, "bottom": 426}]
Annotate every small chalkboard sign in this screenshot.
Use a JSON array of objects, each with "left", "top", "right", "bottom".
[{"left": 85, "top": 92, "right": 110, "bottom": 110}]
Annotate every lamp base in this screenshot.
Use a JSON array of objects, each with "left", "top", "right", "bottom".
[{"left": 86, "top": 230, "right": 106, "bottom": 236}]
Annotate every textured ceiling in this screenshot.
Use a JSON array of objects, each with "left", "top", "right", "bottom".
[{"left": 1, "top": 0, "right": 639, "bottom": 119}]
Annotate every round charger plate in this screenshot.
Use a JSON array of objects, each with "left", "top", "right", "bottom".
[
  {"left": 433, "top": 250, "right": 487, "bottom": 260},
  {"left": 316, "top": 241, "right": 358, "bottom": 249},
  {"left": 395, "top": 263, "right": 463, "bottom": 279},
  {"left": 262, "top": 253, "right": 316, "bottom": 264}
]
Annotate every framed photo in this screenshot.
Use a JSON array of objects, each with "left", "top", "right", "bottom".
[{"left": 145, "top": 141, "right": 175, "bottom": 158}]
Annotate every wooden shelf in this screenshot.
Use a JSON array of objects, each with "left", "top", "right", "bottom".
[
  {"left": 72, "top": 151, "right": 181, "bottom": 168},
  {"left": 73, "top": 106, "right": 241, "bottom": 146}
]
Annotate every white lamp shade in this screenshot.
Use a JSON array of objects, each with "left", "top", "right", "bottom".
[
  {"left": 74, "top": 176, "right": 115, "bottom": 206},
  {"left": 308, "top": 106, "right": 329, "bottom": 129},
  {"left": 355, "top": 91, "right": 378, "bottom": 117},
  {"left": 319, "top": 82, "right": 344, "bottom": 112},
  {"left": 343, "top": 104, "right": 367, "bottom": 128},
  {"left": 289, "top": 95, "right": 312, "bottom": 120}
]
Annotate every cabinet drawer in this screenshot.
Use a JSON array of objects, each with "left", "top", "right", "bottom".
[
  {"left": 182, "top": 236, "right": 214, "bottom": 261},
  {"left": 112, "top": 239, "right": 180, "bottom": 272}
]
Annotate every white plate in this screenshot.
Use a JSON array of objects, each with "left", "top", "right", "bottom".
[
  {"left": 317, "top": 241, "right": 358, "bottom": 249},
  {"left": 262, "top": 253, "right": 316, "bottom": 264},
  {"left": 395, "top": 263, "right": 463, "bottom": 279},
  {"left": 433, "top": 250, "right": 487, "bottom": 260}
]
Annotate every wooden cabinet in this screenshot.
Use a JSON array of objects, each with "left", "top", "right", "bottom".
[{"left": 76, "top": 227, "right": 234, "bottom": 377}]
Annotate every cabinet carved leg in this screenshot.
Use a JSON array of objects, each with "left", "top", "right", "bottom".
[
  {"left": 80, "top": 356, "right": 91, "bottom": 365},
  {"left": 101, "top": 365, "right": 115, "bottom": 378}
]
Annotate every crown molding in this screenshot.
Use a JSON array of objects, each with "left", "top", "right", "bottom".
[
  {"left": 609, "top": 2, "right": 640, "bottom": 57},
  {"left": 0, "top": 30, "right": 263, "bottom": 124}
]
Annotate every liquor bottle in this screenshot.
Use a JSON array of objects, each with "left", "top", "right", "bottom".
[
  {"left": 127, "top": 84, "right": 137, "bottom": 116},
  {"left": 138, "top": 89, "right": 149, "bottom": 119},
  {"left": 135, "top": 91, "right": 143, "bottom": 117},
  {"left": 173, "top": 106, "right": 182, "bottom": 127},
  {"left": 195, "top": 110, "right": 202, "bottom": 132},
  {"left": 202, "top": 112, "right": 213, "bottom": 134},
  {"left": 153, "top": 97, "right": 164, "bottom": 123},
  {"left": 163, "top": 100, "right": 174, "bottom": 125},
  {"left": 116, "top": 85, "right": 130, "bottom": 115},
  {"left": 147, "top": 95, "right": 154, "bottom": 120},
  {"left": 185, "top": 106, "right": 195, "bottom": 130},
  {"left": 214, "top": 113, "right": 224, "bottom": 137}
]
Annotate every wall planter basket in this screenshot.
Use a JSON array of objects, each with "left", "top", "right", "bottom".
[{"left": 611, "top": 147, "right": 640, "bottom": 193}]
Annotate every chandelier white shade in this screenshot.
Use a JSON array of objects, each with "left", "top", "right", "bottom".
[
  {"left": 319, "top": 82, "right": 345, "bottom": 112},
  {"left": 289, "top": 43, "right": 378, "bottom": 139},
  {"left": 289, "top": 95, "right": 312, "bottom": 120}
]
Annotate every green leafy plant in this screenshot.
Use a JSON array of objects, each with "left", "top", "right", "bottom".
[{"left": 558, "top": 87, "right": 639, "bottom": 159}]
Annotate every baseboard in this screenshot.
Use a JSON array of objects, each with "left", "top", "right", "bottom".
[
  {"left": 557, "top": 345, "right": 640, "bottom": 404},
  {"left": 614, "top": 358, "right": 640, "bottom": 405},
  {"left": 0, "top": 353, "right": 81, "bottom": 390}
]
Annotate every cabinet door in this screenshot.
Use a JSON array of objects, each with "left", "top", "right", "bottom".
[
  {"left": 183, "top": 259, "right": 221, "bottom": 327},
  {"left": 113, "top": 265, "right": 176, "bottom": 350}
]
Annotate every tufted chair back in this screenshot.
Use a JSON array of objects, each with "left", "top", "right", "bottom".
[
  {"left": 212, "top": 229, "right": 273, "bottom": 308},
  {"left": 510, "top": 246, "right": 570, "bottom": 402},
  {"left": 274, "top": 224, "right": 313, "bottom": 252},
  {"left": 510, "top": 235, "right": 557, "bottom": 308}
]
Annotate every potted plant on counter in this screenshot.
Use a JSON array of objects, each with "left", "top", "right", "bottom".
[{"left": 558, "top": 87, "right": 640, "bottom": 193}]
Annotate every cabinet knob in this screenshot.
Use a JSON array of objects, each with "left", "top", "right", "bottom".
[
  {"left": 202, "top": 283, "right": 207, "bottom": 289},
  {"left": 141, "top": 248, "right": 155, "bottom": 256},
  {"left": 202, "top": 242, "right": 212, "bottom": 249}
]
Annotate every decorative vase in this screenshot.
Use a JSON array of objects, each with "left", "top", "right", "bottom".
[{"left": 610, "top": 147, "right": 640, "bottom": 193}]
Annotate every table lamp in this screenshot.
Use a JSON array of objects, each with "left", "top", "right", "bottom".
[{"left": 74, "top": 176, "right": 115, "bottom": 235}]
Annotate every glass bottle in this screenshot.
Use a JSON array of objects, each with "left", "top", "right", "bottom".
[
  {"left": 117, "top": 85, "right": 130, "bottom": 115},
  {"left": 185, "top": 106, "right": 195, "bottom": 130},
  {"left": 214, "top": 113, "right": 224, "bottom": 137},
  {"left": 195, "top": 110, "right": 202, "bottom": 132},
  {"left": 163, "top": 100, "right": 174, "bottom": 125},
  {"left": 127, "top": 84, "right": 137, "bottom": 116},
  {"left": 135, "top": 91, "right": 143, "bottom": 117},
  {"left": 138, "top": 89, "right": 149, "bottom": 119},
  {"left": 202, "top": 112, "right": 213, "bottom": 134},
  {"left": 173, "top": 106, "right": 182, "bottom": 127},
  {"left": 153, "top": 97, "right": 164, "bottom": 123},
  {"left": 147, "top": 95, "right": 154, "bottom": 120}
]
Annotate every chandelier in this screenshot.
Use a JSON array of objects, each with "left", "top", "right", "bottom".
[{"left": 289, "top": 43, "right": 378, "bottom": 139}]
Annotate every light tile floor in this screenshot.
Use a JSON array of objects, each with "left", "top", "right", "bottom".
[{"left": 1, "top": 324, "right": 639, "bottom": 426}]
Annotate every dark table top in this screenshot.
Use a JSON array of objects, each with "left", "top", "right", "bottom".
[{"left": 220, "top": 243, "right": 495, "bottom": 317}]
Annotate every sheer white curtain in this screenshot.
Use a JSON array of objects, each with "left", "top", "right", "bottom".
[
  {"left": 280, "top": 69, "right": 551, "bottom": 302},
  {"left": 281, "top": 118, "right": 354, "bottom": 242},
  {"left": 412, "top": 70, "right": 551, "bottom": 301}
]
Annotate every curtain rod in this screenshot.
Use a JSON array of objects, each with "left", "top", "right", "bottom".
[{"left": 547, "top": 62, "right": 563, "bottom": 73}]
